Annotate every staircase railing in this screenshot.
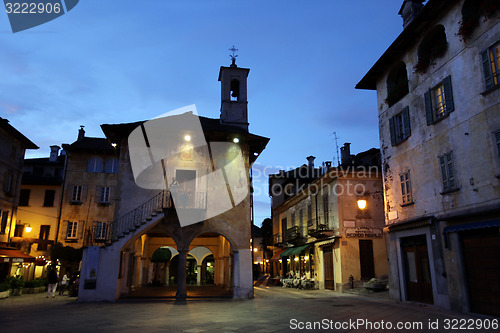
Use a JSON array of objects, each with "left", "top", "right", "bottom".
[{"left": 84, "top": 190, "right": 170, "bottom": 246}]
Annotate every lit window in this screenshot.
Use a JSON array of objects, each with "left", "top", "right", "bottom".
[
  {"left": 481, "top": 41, "right": 500, "bottom": 90},
  {"left": 425, "top": 76, "right": 454, "bottom": 125}
]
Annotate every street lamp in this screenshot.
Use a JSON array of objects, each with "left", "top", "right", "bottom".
[{"left": 357, "top": 199, "right": 367, "bottom": 210}]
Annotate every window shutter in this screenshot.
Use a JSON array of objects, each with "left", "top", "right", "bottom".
[
  {"left": 110, "top": 186, "right": 116, "bottom": 202},
  {"left": 481, "top": 49, "right": 494, "bottom": 90},
  {"left": 424, "top": 90, "right": 434, "bottom": 125},
  {"left": 402, "top": 106, "right": 411, "bottom": 139},
  {"left": 446, "top": 152, "right": 456, "bottom": 189},
  {"left": 81, "top": 185, "right": 88, "bottom": 202},
  {"left": 95, "top": 185, "right": 101, "bottom": 202},
  {"left": 68, "top": 185, "right": 74, "bottom": 201},
  {"left": 443, "top": 75, "right": 454, "bottom": 113},
  {"left": 439, "top": 155, "right": 448, "bottom": 192},
  {"left": 65, "top": 221, "right": 71, "bottom": 238},
  {"left": 78, "top": 220, "right": 85, "bottom": 239},
  {"left": 389, "top": 116, "right": 396, "bottom": 146},
  {"left": 495, "top": 130, "right": 500, "bottom": 157}
]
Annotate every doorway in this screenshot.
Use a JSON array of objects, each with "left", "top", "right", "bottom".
[
  {"left": 359, "top": 239, "right": 375, "bottom": 280},
  {"left": 401, "top": 235, "right": 434, "bottom": 304},
  {"left": 322, "top": 246, "right": 334, "bottom": 290}
]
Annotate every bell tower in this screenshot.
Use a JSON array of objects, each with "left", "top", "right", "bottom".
[{"left": 219, "top": 46, "right": 250, "bottom": 131}]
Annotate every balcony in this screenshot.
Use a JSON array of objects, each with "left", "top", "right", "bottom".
[
  {"left": 285, "top": 226, "right": 307, "bottom": 246},
  {"left": 308, "top": 223, "right": 334, "bottom": 239}
]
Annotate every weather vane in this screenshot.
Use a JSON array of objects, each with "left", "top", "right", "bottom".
[{"left": 229, "top": 45, "right": 238, "bottom": 67}]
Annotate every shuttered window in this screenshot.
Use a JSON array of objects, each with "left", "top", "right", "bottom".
[
  {"left": 389, "top": 106, "right": 411, "bottom": 146},
  {"left": 438, "top": 152, "right": 458, "bottom": 193},
  {"left": 400, "top": 171, "right": 413, "bottom": 205},
  {"left": 495, "top": 130, "right": 500, "bottom": 158},
  {"left": 66, "top": 221, "right": 78, "bottom": 239},
  {"left": 425, "top": 75, "right": 454, "bottom": 125},
  {"left": 481, "top": 41, "right": 500, "bottom": 91}
]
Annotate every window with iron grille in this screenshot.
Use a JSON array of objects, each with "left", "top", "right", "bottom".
[{"left": 438, "top": 152, "right": 458, "bottom": 193}]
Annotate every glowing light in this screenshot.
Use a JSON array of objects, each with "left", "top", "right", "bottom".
[
  {"left": 25, "top": 225, "right": 32, "bottom": 233},
  {"left": 184, "top": 135, "right": 191, "bottom": 142},
  {"left": 253, "top": 248, "right": 258, "bottom": 252},
  {"left": 207, "top": 262, "right": 211, "bottom": 267},
  {"left": 287, "top": 258, "right": 290, "bottom": 262},
  {"left": 294, "top": 257, "right": 299, "bottom": 262},
  {"left": 304, "top": 256, "right": 309, "bottom": 261},
  {"left": 111, "top": 143, "right": 117, "bottom": 147},
  {"left": 279, "top": 259, "right": 282, "bottom": 263},
  {"left": 253, "top": 152, "right": 258, "bottom": 156},
  {"left": 357, "top": 199, "right": 367, "bottom": 210},
  {"left": 233, "top": 138, "right": 239, "bottom": 143},
  {"left": 265, "top": 259, "right": 269, "bottom": 263}
]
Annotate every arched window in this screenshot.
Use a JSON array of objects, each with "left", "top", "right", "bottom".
[
  {"left": 104, "top": 158, "right": 119, "bottom": 173},
  {"left": 230, "top": 79, "right": 239, "bottom": 101},
  {"left": 414, "top": 25, "right": 448, "bottom": 74},
  {"left": 458, "top": 0, "right": 497, "bottom": 43},
  {"left": 386, "top": 61, "right": 409, "bottom": 106},
  {"left": 87, "top": 157, "right": 103, "bottom": 173}
]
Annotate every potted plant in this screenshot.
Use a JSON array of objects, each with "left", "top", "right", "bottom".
[
  {"left": 0, "top": 281, "right": 10, "bottom": 299},
  {"left": 8, "top": 276, "right": 25, "bottom": 296}
]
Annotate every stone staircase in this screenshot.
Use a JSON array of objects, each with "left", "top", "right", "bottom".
[{"left": 84, "top": 190, "right": 170, "bottom": 247}]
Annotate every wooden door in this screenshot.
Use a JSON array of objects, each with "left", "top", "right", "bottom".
[
  {"left": 462, "top": 230, "right": 500, "bottom": 317},
  {"left": 323, "top": 246, "right": 334, "bottom": 290},
  {"left": 359, "top": 239, "right": 375, "bottom": 280},
  {"left": 402, "top": 236, "right": 434, "bottom": 304},
  {"left": 38, "top": 225, "right": 50, "bottom": 251}
]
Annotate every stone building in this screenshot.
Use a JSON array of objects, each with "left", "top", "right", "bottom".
[
  {"left": 15, "top": 146, "right": 65, "bottom": 274},
  {"left": 77, "top": 61, "right": 268, "bottom": 301},
  {"left": 0, "top": 117, "right": 38, "bottom": 280},
  {"left": 357, "top": 0, "right": 500, "bottom": 316},
  {"left": 269, "top": 145, "right": 388, "bottom": 291}
]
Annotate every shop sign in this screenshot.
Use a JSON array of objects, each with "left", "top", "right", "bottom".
[{"left": 345, "top": 227, "right": 382, "bottom": 238}]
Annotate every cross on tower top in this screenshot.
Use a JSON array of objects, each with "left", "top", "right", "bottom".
[{"left": 229, "top": 45, "right": 238, "bottom": 67}]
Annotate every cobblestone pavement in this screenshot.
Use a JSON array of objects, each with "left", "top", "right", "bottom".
[{"left": 0, "top": 286, "right": 497, "bottom": 333}]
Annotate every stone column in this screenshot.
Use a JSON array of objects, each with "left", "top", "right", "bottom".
[
  {"left": 223, "top": 256, "right": 230, "bottom": 288},
  {"left": 196, "top": 265, "right": 202, "bottom": 285},
  {"left": 176, "top": 249, "right": 188, "bottom": 300}
]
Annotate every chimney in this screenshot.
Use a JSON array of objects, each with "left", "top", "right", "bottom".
[
  {"left": 78, "top": 125, "right": 85, "bottom": 141},
  {"left": 340, "top": 143, "right": 352, "bottom": 165},
  {"left": 398, "top": 0, "right": 424, "bottom": 29},
  {"left": 325, "top": 161, "right": 332, "bottom": 169},
  {"left": 306, "top": 156, "right": 315, "bottom": 169},
  {"left": 49, "top": 145, "right": 60, "bottom": 162}
]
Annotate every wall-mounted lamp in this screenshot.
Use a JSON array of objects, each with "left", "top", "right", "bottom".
[
  {"left": 25, "top": 224, "right": 32, "bottom": 233},
  {"left": 184, "top": 135, "right": 191, "bottom": 142},
  {"left": 294, "top": 257, "right": 299, "bottom": 262},
  {"left": 357, "top": 199, "right": 367, "bottom": 210},
  {"left": 233, "top": 137, "right": 239, "bottom": 143}
]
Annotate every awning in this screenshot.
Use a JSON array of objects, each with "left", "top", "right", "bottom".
[
  {"left": 443, "top": 220, "right": 500, "bottom": 248},
  {"left": 280, "top": 244, "right": 312, "bottom": 257},
  {"left": 0, "top": 248, "right": 35, "bottom": 263},
  {"left": 270, "top": 249, "right": 285, "bottom": 262}
]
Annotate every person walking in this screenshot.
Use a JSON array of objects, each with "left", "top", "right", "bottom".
[
  {"left": 46, "top": 265, "right": 58, "bottom": 298},
  {"left": 58, "top": 272, "right": 69, "bottom": 295}
]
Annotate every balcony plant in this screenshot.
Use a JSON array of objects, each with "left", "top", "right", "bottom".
[{"left": 414, "top": 42, "right": 448, "bottom": 74}]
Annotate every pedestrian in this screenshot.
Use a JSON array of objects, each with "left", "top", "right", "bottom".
[
  {"left": 59, "top": 272, "right": 69, "bottom": 295},
  {"left": 46, "top": 265, "right": 58, "bottom": 298}
]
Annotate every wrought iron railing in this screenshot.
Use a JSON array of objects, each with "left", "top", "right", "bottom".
[
  {"left": 84, "top": 190, "right": 169, "bottom": 246},
  {"left": 285, "top": 226, "right": 301, "bottom": 242},
  {"left": 273, "top": 233, "right": 283, "bottom": 245}
]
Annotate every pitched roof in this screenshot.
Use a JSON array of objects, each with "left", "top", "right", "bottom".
[
  {"left": 356, "top": 0, "right": 455, "bottom": 90},
  {"left": 0, "top": 117, "right": 38, "bottom": 149},
  {"left": 62, "top": 137, "right": 115, "bottom": 153}
]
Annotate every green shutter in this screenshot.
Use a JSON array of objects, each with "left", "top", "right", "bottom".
[
  {"left": 439, "top": 155, "right": 448, "bottom": 192},
  {"left": 481, "top": 49, "right": 494, "bottom": 90},
  {"left": 443, "top": 76, "right": 454, "bottom": 113},
  {"left": 389, "top": 116, "right": 396, "bottom": 146},
  {"left": 424, "top": 90, "right": 434, "bottom": 125},
  {"left": 402, "top": 106, "right": 411, "bottom": 139}
]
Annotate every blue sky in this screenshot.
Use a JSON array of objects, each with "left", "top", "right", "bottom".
[{"left": 1, "top": 1, "right": 407, "bottom": 225}]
